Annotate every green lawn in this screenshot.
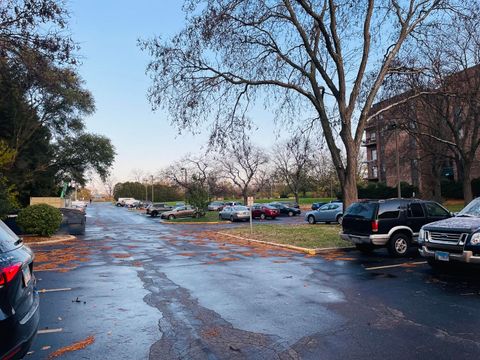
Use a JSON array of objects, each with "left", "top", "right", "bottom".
[
  {"left": 444, "top": 203, "right": 464, "bottom": 213},
  {"left": 223, "top": 224, "right": 351, "bottom": 249},
  {"left": 166, "top": 211, "right": 223, "bottom": 223}
]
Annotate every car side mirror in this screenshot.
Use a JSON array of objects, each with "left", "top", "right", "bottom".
[{"left": 451, "top": 212, "right": 457, "bottom": 217}]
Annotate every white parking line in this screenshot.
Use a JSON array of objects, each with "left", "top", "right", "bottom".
[
  {"left": 38, "top": 288, "right": 72, "bottom": 293},
  {"left": 38, "top": 328, "right": 63, "bottom": 334},
  {"left": 365, "top": 261, "right": 427, "bottom": 271}
]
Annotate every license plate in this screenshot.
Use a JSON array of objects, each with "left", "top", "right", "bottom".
[
  {"left": 435, "top": 251, "right": 450, "bottom": 262},
  {"left": 23, "top": 267, "right": 32, "bottom": 286}
]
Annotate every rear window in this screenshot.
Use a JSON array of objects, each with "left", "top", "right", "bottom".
[
  {"left": 0, "top": 220, "right": 20, "bottom": 253},
  {"left": 378, "top": 201, "right": 401, "bottom": 219},
  {"left": 344, "top": 202, "right": 376, "bottom": 219}
]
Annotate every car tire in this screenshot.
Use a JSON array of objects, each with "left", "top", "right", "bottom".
[
  {"left": 151, "top": 211, "right": 158, "bottom": 218},
  {"left": 288, "top": 211, "right": 294, "bottom": 217},
  {"left": 168, "top": 214, "right": 175, "bottom": 220},
  {"left": 355, "top": 244, "right": 375, "bottom": 253},
  {"left": 307, "top": 215, "right": 316, "bottom": 224},
  {"left": 260, "top": 213, "right": 266, "bottom": 220},
  {"left": 387, "top": 233, "right": 411, "bottom": 257},
  {"left": 219, "top": 214, "right": 222, "bottom": 220},
  {"left": 336, "top": 214, "right": 343, "bottom": 224},
  {"left": 230, "top": 215, "right": 234, "bottom": 222}
]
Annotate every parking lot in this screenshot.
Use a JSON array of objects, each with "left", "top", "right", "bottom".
[{"left": 28, "top": 203, "right": 480, "bottom": 359}]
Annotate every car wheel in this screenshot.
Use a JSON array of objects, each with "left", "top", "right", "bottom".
[
  {"left": 307, "top": 215, "right": 316, "bottom": 224},
  {"left": 260, "top": 213, "right": 266, "bottom": 220},
  {"left": 387, "top": 233, "right": 411, "bottom": 257},
  {"left": 355, "top": 244, "right": 374, "bottom": 253},
  {"left": 336, "top": 214, "right": 343, "bottom": 224},
  {"left": 230, "top": 215, "right": 234, "bottom": 222},
  {"left": 151, "top": 211, "right": 158, "bottom": 218},
  {"left": 288, "top": 211, "right": 294, "bottom": 217},
  {"left": 168, "top": 214, "right": 175, "bottom": 220},
  {"left": 219, "top": 214, "right": 222, "bottom": 220}
]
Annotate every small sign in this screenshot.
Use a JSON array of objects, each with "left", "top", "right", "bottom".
[{"left": 247, "top": 196, "right": 254, "bottom": 206}]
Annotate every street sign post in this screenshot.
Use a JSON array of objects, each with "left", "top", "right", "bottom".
[{"left": 247, "top": 196, "right": 254, "bottom": 234}]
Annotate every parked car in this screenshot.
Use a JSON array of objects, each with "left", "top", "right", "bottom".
[
  {"left": 0, "top": 220, "right": 39, "bottom": 360},
  {"left": 147, "top": 203, "right": 173, "bottom": 217},
  {"left": 224, "top": 201, "right": 243, "bottom": 207},
  {"left": 279, "top": 201, "right": 300, "bottom": 209},
  {"left": 161, "top": 205, "right": 196, "bottom": 220},
  {"left": 251, "top": 204, "right": 279, "bottom": 220},
  {"left": 305, "top": 202, "right": 344, "bottom": 224},
  {"left": 115, "top": 197, "right": 135, "bottom": 207},
  {"left": 269, "top": 202, "right": 301, "bottom": 216},
  {"left": 341, "top": 198, "right": 451, "bottom": 257},
  {"left": 219, "top": 206, "right": 250, "bottom": 222},
  {"left": 208, "top": 201, "right": 225, "bottom": 211},
  {"left": 419, "top": 197, "right": 480, "bottom": 266},
  {"left": 311, "top": 202, "right": 327, "bottom": 210}
]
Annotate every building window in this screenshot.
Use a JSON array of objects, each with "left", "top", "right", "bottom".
[
  {"left": 372, "top": 165, "right": 378, "bottom": 178},
  {"left": 371, "top": 149, "right": 377, "bottom": 161}
]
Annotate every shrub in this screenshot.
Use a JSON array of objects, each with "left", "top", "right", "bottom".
[{"left": 17, "top": 204, "right": 62, "bottom": 236}]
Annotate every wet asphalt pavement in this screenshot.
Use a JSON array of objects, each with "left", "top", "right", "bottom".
[{"left": 27, "top": 203, "right": 480, "bottom": 359}]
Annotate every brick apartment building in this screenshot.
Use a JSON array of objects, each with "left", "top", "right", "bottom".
[{"left": 364, "top": 65, "right": 480, "bottom": 199}]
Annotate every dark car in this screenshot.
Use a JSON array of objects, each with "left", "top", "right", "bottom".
[
  {"left": 419, "top": 198, "right": 480, "bottom": 266},
  {"left": 311, "top": 202, "right": 327, "bottom": 211},
  {"left": 251, "top": 204, "right": 279, "bottom": 220},
  {"left": 0, "top": 220, "right": 39, "bottom": 360},
  {"left": 341, "top": 198, "right": 451, "bottom": 257},
  {"left": 279, "top": 201, "right": 300, "bottom": 209},
  {"left": 269, "top": 203, "right": 301, "bottom": 217}
]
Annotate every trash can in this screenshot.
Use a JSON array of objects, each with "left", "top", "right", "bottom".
[{"left": 59, "top": 208, "right": 86, "bottom": 235}]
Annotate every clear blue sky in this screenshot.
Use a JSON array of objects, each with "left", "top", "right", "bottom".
[{"left": 69, "top": 0, "right": 280, "bottom": 182}]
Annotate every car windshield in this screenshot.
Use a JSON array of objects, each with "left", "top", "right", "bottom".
[
  {"left": 233, "top": 206, "right": 248, "bottom": 211},
  {"left": 457, "top": 198, "right": 480, "bottom": 217}
]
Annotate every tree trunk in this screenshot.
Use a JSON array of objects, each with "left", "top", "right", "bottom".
[
  {"left": 294, "top": 192, "right": 299, "bottom": 205},
  {"left": 337, "top": 146, "right": 359, "bottom": 209},
  {"left": 462, "top": 164, "right": 473, "bottom": 205},
  {"left": 242, "top": 192, "right": 248, "bottom": 206}
]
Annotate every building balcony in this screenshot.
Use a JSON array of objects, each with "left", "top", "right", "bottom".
[{"left": 362, "top": 137, "right": 377, "bottom": 147}]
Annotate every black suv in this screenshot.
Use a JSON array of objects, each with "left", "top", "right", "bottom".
[
  {"left": 419, "top": 198, "right": 480, "bottom": 266},
  {"left": 0, "top": 220, "right": 39, "bottom": 359},
  {"left": 341, "top": 198, "right": 451, "bottom": 257}
]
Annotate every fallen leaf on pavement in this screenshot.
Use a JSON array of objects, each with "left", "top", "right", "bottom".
[{"left": 48, "top": 336, "right": 95, "bottom": 359}]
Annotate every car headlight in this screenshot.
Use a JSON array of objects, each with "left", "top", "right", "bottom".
[
  {"left": 418, "top": 229, "right": 425, "bottom": 244},
  {"left": 470, "top": 233, "right": 480, "bottom": 245}
]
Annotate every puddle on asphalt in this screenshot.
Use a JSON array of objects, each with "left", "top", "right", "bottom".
[{"left": 160, "top": 257, "right": 346, "bottom": 346}]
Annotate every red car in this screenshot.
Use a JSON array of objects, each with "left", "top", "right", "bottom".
[{"left": 251, "top": 204, "right": 279, "bottom": 220}]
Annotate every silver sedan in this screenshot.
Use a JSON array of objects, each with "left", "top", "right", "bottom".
[
  {"left": 219, "top": 206, "right": 250, "bottom": 222},
  {"left": 305, "top": 203, "right": 344, "bottom": 224}
]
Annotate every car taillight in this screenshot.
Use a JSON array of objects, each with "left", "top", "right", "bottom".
[
  {"left": 0, "top": 263, "right": 22, "bottom": 287},
  {"left": 371, "top": 220, "right": 379, "bottom": 233}
]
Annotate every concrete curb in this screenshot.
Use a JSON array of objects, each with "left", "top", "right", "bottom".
[
  {"left": 215, "top": 232, "right": 353, "bottom": 255},
  {"left": 23, "top": 235, "right": 76, "bottom": 246}
]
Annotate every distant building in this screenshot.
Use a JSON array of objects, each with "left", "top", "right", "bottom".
[{"left": 364, "top": 65, "right": 480, "bottom": 199}]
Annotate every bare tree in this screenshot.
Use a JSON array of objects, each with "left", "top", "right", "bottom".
[
  {"left": 393, "top": 5, "right": 480, "bottom": 203},
  {"left": 216, "top": 138, "right": 269, "bottom": 204},
  {"left": 130, "top": 168, "right": 145, "bottom": 183},
  {"left": 102, "top": 175, "right": 116, "bottom": 199},
  {"left": 141, "top": 0, "right": 453, "bottom": 207},
  {"left": 163, "top": 153, "right": 216, "bottom": 192},
  {"left": 273, "top": 134, "right": 312, "bottom": 204}
]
